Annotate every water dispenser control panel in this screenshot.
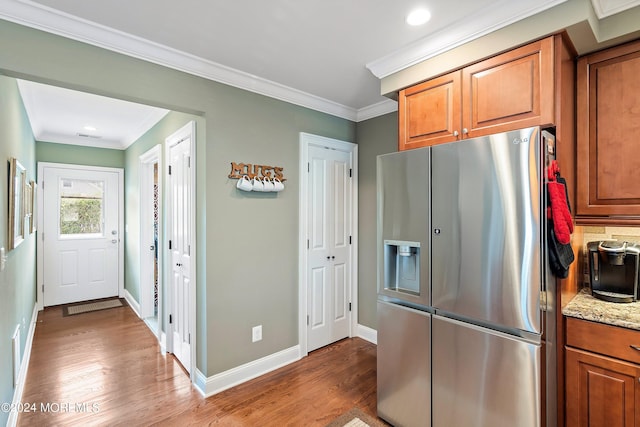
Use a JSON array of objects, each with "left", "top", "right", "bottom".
[{"left": 383, "top": 240, "right": 421, "bottom": 296}]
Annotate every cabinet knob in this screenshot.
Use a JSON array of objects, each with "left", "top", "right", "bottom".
[
  {"left": 453, "top": 130, "right": 459, "bottom": 137},
  {"left": 630, "top": 344, "right": 640, "bottom": 351},
  {"left": 462, "top": 128, "right": 469, "bottom": 135}
]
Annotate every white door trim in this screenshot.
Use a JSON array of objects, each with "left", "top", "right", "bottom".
[
  {"left": 139, "top": 145, "right": 163, "bottom": 345},
  {"left": 164, "top": 121, "right": 197, "bottom": 379},
  {"left": 298, "top": 133, "right": 358, "bottom": 357},
  {"left": 36, "top": 162, "right": 124, "bottom": 311}
]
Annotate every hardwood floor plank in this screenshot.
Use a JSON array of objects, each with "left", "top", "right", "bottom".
[{"left": 18, "top": 305, "right": 385, "bottom": 426}]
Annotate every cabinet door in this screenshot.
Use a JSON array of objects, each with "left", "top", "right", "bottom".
[
  {"left": 462, "top": 37, "right": 554, "bottom": 139},
  {"left": 576, "top": 40, "right": 640, "bottom": 217},
  {"left": 566, "top": 347, "right": 640, "bottom": 427},
  {"left": 398, "top": 70, "right": 461, "bottom": 150}
]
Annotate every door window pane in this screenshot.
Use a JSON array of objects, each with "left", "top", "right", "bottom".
[{"left": 59, "top": 179, "right": 104, "bottom": 235}]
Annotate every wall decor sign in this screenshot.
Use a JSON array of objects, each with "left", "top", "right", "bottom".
[
  {"left": 8, "top": 157, "right": 26, "bottom": 249},
  {"left": 228, "top": 162, "right": 286, "bottom": 182}
]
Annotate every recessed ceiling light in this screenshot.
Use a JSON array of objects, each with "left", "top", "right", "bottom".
[
  {"left": 406, "top": 8, "right": 431, "bottom": 26},
  {"left": 83, "top": 125, "right": 97, "bottom": 131}
]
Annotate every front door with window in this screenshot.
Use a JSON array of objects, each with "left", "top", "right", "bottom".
[{"left": 41, "top": 164, "right": 122, "bottom": 307}]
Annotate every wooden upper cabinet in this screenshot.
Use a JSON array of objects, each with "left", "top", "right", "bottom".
[
  {"left": 462, "top": 37, "right": 555, "bottom": 139},
  {"left": 577, "top": 40, "right": 640, "bottom": 218},
  {"left": 398, "top": 36, "right": 556, "bottom": 150},
  {"left": 398, "top": 71, "right": 461, "bottom": 150}
]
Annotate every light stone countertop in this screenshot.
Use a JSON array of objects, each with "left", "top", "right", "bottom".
[{"left": 563, "top": 288, "right": 640, "bottom": 331}]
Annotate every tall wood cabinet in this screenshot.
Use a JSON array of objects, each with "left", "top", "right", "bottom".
[
  {"left": 576, "top": 39, "right": 640, "bottom": 220},
  {"left": 398, "top": 36, "right": 556, "bottom": 150},
  {"left": 565, "top": 317, "right": 640, "bottom": 427}
]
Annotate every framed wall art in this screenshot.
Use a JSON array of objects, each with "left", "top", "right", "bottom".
[
  {"left": 8, "top": 157, "right": 26, "bottom": 250},
  {"left": 29, "top": 181, "right": 36, "bottom": 233}
]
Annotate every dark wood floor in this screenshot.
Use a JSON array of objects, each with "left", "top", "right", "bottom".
[{"left": 18, "top": 304, "right": 382, "bottom": 426}]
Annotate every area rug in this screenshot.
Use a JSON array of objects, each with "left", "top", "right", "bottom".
[
  {"left": 324, "top": 407, "right": 390, "bottom": 427},
  {"left": 62, "top": 298, "right": 125, "bottom": 316}
]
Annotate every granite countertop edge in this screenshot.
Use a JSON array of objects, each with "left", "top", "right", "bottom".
[{"left": 563, "top": 288, "right": 640, "bottom": 331}]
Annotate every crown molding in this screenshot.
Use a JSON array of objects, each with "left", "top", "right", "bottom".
[
  {"left": 590, "top": 0, "right": 640, "bottom": 18},
  {"left": 0, "top": 0, "right": 366, "bottom": 121},
  {"left": 366, "top": 0, "right": 568, "bottom": 79},
  {"left": 356, "top": 99, "right": 398, "bottom": 122}
]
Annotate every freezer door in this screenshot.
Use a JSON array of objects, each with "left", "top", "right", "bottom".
[
  {"left": 431, "top": 127, "right": 541, "bottom": 334},
  {"left": 377, "top": 148, "right": 431, "bottom": 307},
  {"left": 377, "top": 301, "right": 431, "bottom": 427},
  {"left": 432, "top": 315, "right": 541, "bottom": 427}
]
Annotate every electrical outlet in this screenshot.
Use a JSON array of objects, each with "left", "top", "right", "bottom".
[{"left": 252, "top": 325, "right": 262, "bottom": 342}]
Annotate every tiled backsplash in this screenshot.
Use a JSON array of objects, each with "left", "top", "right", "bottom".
[{"left": 580, "top": 226, "right": 640, "bottom": 286}]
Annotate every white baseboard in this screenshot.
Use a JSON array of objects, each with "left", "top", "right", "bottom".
[
  {"left": 124, "top": 289, "right": 141, "bottom": 318},
  {"left": 356, "top": 323, "right": 377, "bottom": 345},
  {"left": 194, "top": 345, "right": 301, "bottom": 397},
  {"left": 7, "top": 303, "right": 38, "bottom": 427}
]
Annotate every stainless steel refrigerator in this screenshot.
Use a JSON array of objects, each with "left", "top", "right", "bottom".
[{"left": 377, "top": 126, "right": 557, "bottom": 427}]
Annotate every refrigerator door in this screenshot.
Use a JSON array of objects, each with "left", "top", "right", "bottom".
[
  {"left": 377, "top": 148, "right": 431, "bottom": 308},
  {"left": 432, "top": 315, "right": 541, "bottom": 427},
  {"left": 431, "top": 127, "right": 541, "bottom": 334},
  {"left": 377, "top": 300, "right": 431, "bottom": 427}
]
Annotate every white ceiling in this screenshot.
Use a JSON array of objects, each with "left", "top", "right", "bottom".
[
  {"left": 17, "top": 80, "right": 169, "bottom": 149},
  {"left": 2, "top": 0, "right": 640, "bottom": 149}
]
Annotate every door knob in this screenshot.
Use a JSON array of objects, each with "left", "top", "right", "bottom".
[
  {"left": 331, "top": 256, "right": 335, "bottom": 260},
  {"left": 327, "top": 256, "right": 330, "bottom": 260}
]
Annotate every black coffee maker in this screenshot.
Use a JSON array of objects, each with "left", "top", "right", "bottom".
[{"left": 588, "top": 241, "right": 640, "bottom": 303}]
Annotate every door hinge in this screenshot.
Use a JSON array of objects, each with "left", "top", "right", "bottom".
[
  {"left": 169, "top": 240, "right": 172, "bottom": 250},
  {"left": 349, "top": 168, "right": 352, "bottom": 178},
  {"left": 307, "top": 315, "right": 309, "bottom": 326},
  {"left": 307, "top": 239, "right": 309, "bottom": 249},
  {"left": 41, "top": 181, "right": 44, "bottom": 190},
  {"left": 349, "top": 302, "right": 352, "bottom": 312},
  {"left": 169, "top": 314, "right": 173, "bottom": 324},
  {"left": 349, "top": 236, "right": 352, "bottom": 245},
  {"left": 188, "top": 333, "right": 191, "bottom": 344},
  {"left": 188, "top": 156, "right": 191, "bottom": 168},
  {"left": 168, "top": 165, "right": 172, "bottom": 175},
  {"left": 42, "top": 284, "right": 44, "bottom": 292},
  {"left": 188, "top": 245, "right": 191, "bottom": 255},
  {"left": 307, "top": 162, "right": 310, "bottom": 173},
  {"left": 41, "top": 232, "right": 44, "bottom": 241}
]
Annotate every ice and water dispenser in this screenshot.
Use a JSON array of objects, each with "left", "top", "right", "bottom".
[{"left": 382, "top": 240, "right": 421, "bottom": 296}]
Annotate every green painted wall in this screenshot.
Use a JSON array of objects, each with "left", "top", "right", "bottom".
[
  {"left": 0, "top": 75, "right": 37, "bottom": 427},
  {"left": 36, "top": 141, "right": 125, "bottom": 168},
  {"left": 0, "top": 19, "right": 356, "bottom": 379},
  {"left": 355, "top": 112, "right": 398, "bottom": 329}
]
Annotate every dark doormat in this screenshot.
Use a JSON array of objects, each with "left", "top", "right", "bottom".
[{"left": 62, "top": 298, "right": 127, "bottom": 316}]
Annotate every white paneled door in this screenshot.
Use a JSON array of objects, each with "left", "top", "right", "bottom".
[
  {"left": 307, "top": 144, "right": 353, "bottom": 352},
  {"left": 166, "top": 122, "right": 195, "bottom": 374},
  {"left": 41, "top": 164, "right": 122, "bottom": 307}
]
